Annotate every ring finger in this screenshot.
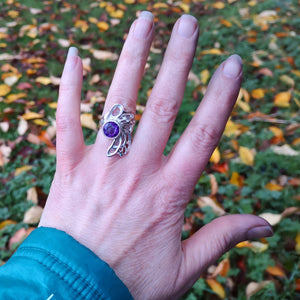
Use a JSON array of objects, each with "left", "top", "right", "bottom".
[{"left": 95, "top": 11, "right": 154, "bottom": 149}]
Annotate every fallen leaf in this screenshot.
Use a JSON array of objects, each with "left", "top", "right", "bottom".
[
  {"left": 239, "top": 146, "right": 255, "bottom": 166},
  {"left": 259, "top": 212, "right": 282, "bottom": 226},
  {"left": 0, "top": 122, "right": 9, "bottom": 132},
  {"left": 280, "top": 75, "right": 295, "bottom": 87},
  {"left": 251, "top": 88, "right": 265, "bottom": 99},
  {"left": 35, "top": 76, "right": 52, "bottom": 85},
  {"left": 0, "top": 84, "right": 11, "bottom": 96},
  {"left": 27, "top": 187, "right": 38, "bottom": 204},
  {"left": 265, "top": 182, "right": 283, "bottom": 191},
  {"left": 200, "top": 69, "right": 210, "bottom": 84},
  {"left": 0, "top": 220, "right": 17, "bottom": 230},
  {"left": 210, "top": 147, "right": 220, "bottom": 164},
  {"left": 211, "top": 258, "right": 230, "bottom": 278},
  {"left": 23, "top": 206, "right": 43, "bottom": 224},
  {"left": 17, "top": 118, "right": 28, "bottom": 135},
  {"left": 266, "top": 265, "right": 285, "bottom": 278},
  {"left": 271, "top": 144, "right": 299, "bottom": 156},
  {"left": 80, "top": 113, "right": 97, "bottom": 130},
  {"left": 213, "top": 2, "right": 225, "bottom": 9},
  {"left": 91, "top": 49, "right": 118, "bottom": 60},
  {"left": 97, "top": 22, "right": 109, "bottom": 31},
  {"left": 295, "top": 233, "right": 300, "bottom": 255},
  {"left": 201, "top": 48, "right": 223, "bottom": 55},
  {"left": 197, "top": 196, "right": 225, "bottom": 216},
  {"left": 22, "top": 111, "right": 44, "bottom": 120},
  {"left": 15, "top": 165, "right": 33, "bottom": 176},
  {"left": 206, "top": 279, "right": 225, "bottom": 299},
  {"left": 246, "top": 281, "right": 272, "bottom": 299},
  {"left": 274, "top": 91, "right": 291, "bottom": 107},
  {"left": 209, "top": 174, "right": 218, "bottom": 196},
  {"left": 220, "top": 19, "right": 232, "bottom": 27},
  {"left": 230, "top": 172, "right": 244, "bottom": 187}
]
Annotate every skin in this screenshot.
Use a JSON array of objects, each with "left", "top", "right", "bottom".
[{"left": 39, "top": 13, "right": 273, "bottom": 299}]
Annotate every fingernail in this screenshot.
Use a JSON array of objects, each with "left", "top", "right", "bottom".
[
  {"left": 66, "top": 47, "right": 78, "bottom": 67},
  {"left": 177, "top": 15, "right": 198, "bottom": 38},
  {"left": 133, "top": 11, "right": 154, "bottom": 39},
  {"left": 246, "top": 226, "right": 273, "bottom": 240},
  {"left": 223, "top": 54, "right": 243, "bottom": 78}
]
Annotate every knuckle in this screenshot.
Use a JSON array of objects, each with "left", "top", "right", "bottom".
[
  {"left": 120, "top": 47, "right": 146, "bottom": 69},
  {"left": 56, "top": 113, "right": 78, "bottom": 132},
  {"left": 106, "top": 93, "right": 135, "bottom": 112},
  {"left": 59, "top": 82, "right": 77, "bottom": 95},
  {"left": 189, "top": 123, "right": 219, "bottom": 152},
  {"left": 147, "top": 95, "right": 179, "bottom": 124}
]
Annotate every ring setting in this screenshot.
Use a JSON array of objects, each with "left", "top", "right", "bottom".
[{"left": 100, "top": 104, "right": 135, "bottom": 157}]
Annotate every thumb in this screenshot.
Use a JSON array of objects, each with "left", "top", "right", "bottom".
[{"left": 179, "top": 214, "right": 272, "bottom": 292}]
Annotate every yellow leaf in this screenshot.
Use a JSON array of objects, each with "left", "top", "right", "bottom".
[
  {"left": 250, "top": 241, "right": 268, "bottom": 253},
  {"left": 213, "top": 2, "right": 225, "bottom": 9},
  {"left": 0, "top": 42, "right": 7, "bottom": 48},
  {"left": 291, "top": 70, "right": 300, "bottom": 77},
  {"left": 97, "top": 22, "right": 109, "bottom": 31},
  {"left": 179, "top": 3, "right": 190, "bottom": 13},
  {"left": 269, "top": 126, "right": 284, "bottom": 138},
  {"left": 206, "top": 279, "right": 225, "bottom": 299},
  {"left": 200, "top": 69, "right": 210, "bottom": 84},
  {"left": 0, "top": 220, "right": 17, "bottom": 230},
  {"left": 0, "top": 84, "right": 11, "bottom": 96},
  {"left": 27, "top": 187, "right": 38, "bottom": 204},
  {"left": 5, "top": 93, "right": 27, "bottom": 103},
  {"left": 239, "top": 146, "right": 255, "bottom": 166},
  {"left": 230, "top": 172, "right": 244, "bottom": 187},
  {"left": 23, "top": 206, "right": 43, "bottom": 224},
  {"left": 266, "top": 266, "right": 285, "bottom": 278},
  {"left": 109, "top": 9, "right": 124, "bottom": 19},
  {"left": 224, "top": 119, "right": 241, "bottom": 137},
  {"left": 201, "top": 48, "right": 223, "bottom": 55},
  {"left": 48, "top": 102, "right": 58, "bottom": 109},
  {"left": 124, "top": 0, "right": 135, "bottom": 3},
  {"left": 236, "top": 241, "right": 253, "bottom": 248},
  {"left": 295, "top": 233, "right": 300, "bottom": 255},
  {"left": 8, "top": 10, "right": 19, "bottom": 18},
  {"left": 265, "top": 182, "right": 283, "bottom": 191},
  {"left": 251, "top": 88, "right": 265, "bottom": 99},
  {"left": 88, "top": 17, "right": 98, "bottom": 24},
  {"left": 210, "top": 147, "right": 220, "bottom": 164},
  {"left": 80, "top": 113, "right": 97, "bottom": 130},
  {"left": 33, "top": 119, "right": 48, "bottom": 126},
  {"left": 0, "top": 32, "right": 8, "bottom": 39},
  {"left": 220, "top": 19, "right": 232, "bottom": 27},
  {"left": 15, "top": 165, "right": 33, "bottom": 176},
  {"left": 153, "top": 3, "right": 169, "bottom": 9},
  {"left": 35, "top": 76, "right": 52, "bottom": 85},
  {"left": 74, "top": 20, "right": 89, "bottom": 32},
  {"left": 259, "top": 212, "right": 282, "bottom": 226},
  {"left": 248, "top": 0, "right": 257, "bottom": 6},
  {"left": 274, "top": 91, "right": 291, "bottom": 107},
  {"left": 22, "top": 111, "right": 44, "bottom": 120}
]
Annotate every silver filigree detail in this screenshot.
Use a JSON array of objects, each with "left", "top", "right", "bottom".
[{"left": 101, "top": 104, "right": 135, "bottom": 157}]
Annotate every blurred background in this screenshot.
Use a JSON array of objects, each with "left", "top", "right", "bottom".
[{"left": 0, "top": 0, "right": 299, "bottom": 299}]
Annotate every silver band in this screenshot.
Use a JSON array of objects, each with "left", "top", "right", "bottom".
[{"left": 100, "top": 104, "right": 135, "bottom": 157}]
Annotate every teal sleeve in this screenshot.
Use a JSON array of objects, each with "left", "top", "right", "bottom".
[{"left": 0, "top": 227, "right": 133, "bottom": 300}]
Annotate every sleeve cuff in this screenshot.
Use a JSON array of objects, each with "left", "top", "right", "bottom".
[{"left": 12, "top": 227, "right": 133, "bottom": 299}]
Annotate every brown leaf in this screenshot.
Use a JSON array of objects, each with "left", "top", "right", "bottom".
[{"left": 266, "top": 265, "right": 285, "bottom": 278}]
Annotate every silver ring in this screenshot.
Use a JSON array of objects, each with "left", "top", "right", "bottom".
[{"left": 100, "top": 104, "right": 135, "bottom": 157}]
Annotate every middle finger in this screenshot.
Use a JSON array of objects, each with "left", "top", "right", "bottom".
[{"left": 132, "top": 15, "right": 199, "bottom": 162}]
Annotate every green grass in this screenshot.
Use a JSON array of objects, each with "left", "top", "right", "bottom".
[{"left": 0, "top": 0, "right": 300, "bottom": 299}]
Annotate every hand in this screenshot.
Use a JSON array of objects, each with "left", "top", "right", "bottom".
[{"left": 39, "top": 12, "right": 273, "bottom": 299}]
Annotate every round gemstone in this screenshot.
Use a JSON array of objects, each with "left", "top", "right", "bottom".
[{"left": 103, "top": 121, "right": 120, "bottom": 138}]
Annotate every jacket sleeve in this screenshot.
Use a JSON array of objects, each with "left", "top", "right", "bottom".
[{"left": 0, "top": 227, "right": 133, "bottom": 300}]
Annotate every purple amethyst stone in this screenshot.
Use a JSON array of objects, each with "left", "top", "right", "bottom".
[{"left": 103, "top": 121, "right": 120, "bottom": 138}]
